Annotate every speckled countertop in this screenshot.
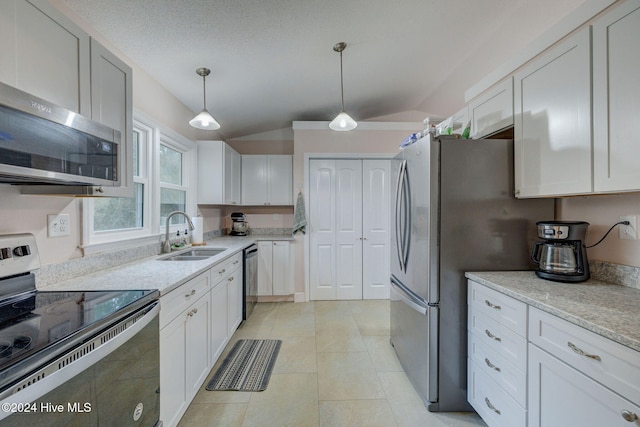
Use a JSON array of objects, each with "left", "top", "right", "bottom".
[
  {"left": 465, "top": 271, "right": 640, "bottom": 353},
  {"left": 40, "top": 235, "right": 293, "bottom": 296}
]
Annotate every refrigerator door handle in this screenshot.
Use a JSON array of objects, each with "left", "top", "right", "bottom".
[
  {"left": 395, "top": 160, "right": 407, "bottom": 272},
  {"left": 390, "top": 276, "right": 428, "bottom": 315},
  {"left": 401, "top": 160, "right": 411, "bottom": 271}
]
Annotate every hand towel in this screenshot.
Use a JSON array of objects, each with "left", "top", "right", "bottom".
[{"left": 292, "top": 190, "right": 307, "bottom": 235}]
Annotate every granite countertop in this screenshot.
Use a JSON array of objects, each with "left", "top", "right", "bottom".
[
  {"left": 465, "top": 271, "right": 640, "bottom": 353},
  {"left": 40, "top": 235, "right": 283, "bottom": 296}
]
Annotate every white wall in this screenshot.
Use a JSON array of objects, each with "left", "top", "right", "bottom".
[{"left": 558, "top": 192, "right": 640, "bottom": 267}]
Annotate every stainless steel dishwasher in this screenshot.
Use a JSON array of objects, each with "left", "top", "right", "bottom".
[{"left": 243, "top": 244, "right": 258, "bottom": 320}]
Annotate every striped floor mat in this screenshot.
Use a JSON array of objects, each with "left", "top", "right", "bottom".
[{"left": 206, "top": 339, "right": 282, "bottom": 392}]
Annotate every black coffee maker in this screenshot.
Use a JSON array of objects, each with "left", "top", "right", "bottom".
[{"left": 531, "top": 221, "right": 590, "bottom": 282}]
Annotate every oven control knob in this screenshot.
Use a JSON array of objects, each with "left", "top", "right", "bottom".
[
  {"left": 13, "top": 245, "right": 31, "bottom": 257},
  {"left": 133, "top": 402, "right": 144, "bottom": 421},
  {"left": 0, "top": 247, "right": 11, "bottom": 260}
]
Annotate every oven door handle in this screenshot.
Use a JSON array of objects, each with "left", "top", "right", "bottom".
[{"left": 0, "top": 301, "right": 160, "bottom": 416}]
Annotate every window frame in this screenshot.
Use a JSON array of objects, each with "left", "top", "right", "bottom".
[
  {"left": 156, "top": 127, "right": 197, "bottom": 237},
  {"left": 81, "top": 111, "right": 197, "bottom": 254}
]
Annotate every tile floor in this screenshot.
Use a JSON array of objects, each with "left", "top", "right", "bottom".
[{"left": 178, "top": 300, "right": 487, "bottom": 427}]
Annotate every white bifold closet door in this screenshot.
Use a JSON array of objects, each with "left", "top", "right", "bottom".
[{"left": 309, "top": 159, "right": 390, "bottom": 300}]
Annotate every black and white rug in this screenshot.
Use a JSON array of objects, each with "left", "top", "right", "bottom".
[{"left": 206, "top": 339, "right": 282, "bottom": 392}]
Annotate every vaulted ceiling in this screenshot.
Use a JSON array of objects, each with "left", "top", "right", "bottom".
[{"left": 62, "top": 0, "right": 586, "bottom": 139}]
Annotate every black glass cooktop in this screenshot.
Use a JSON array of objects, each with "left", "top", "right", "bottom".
[{"left": 0, "top": 289, "right": 158, "bottom": 374}]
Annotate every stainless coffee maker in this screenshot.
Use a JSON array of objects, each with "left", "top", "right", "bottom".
[
  {"left": 531, "top": 221, "right": 590, "bottom": 282},
  {"left": 230, "top": 212, "right": 249, "bottom": 236}
]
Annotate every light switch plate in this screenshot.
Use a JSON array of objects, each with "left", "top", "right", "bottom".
[{"left": 48, "top": 214, "right": 70, "bottom": 237}]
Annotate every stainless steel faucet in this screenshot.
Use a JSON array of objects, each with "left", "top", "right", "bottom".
[{"left": 163, "top": 211, "right": 195, "bottom": 253}]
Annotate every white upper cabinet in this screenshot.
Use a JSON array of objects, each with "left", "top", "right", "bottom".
[
  {"left": 0, "top": 0, "right": 91, "bottom": 115},
  {"left": 90, "top": 38, "right": 134, "bottom": 197},
  {"left": 514, "top": 27, "right": 592, "bottom": 198},
  {"left": 197, "top": 141, "right": 242, "bottom": 205},
  {"left": 241, "top": 155, "right": 293, "bottom": 206},
  {"left": 592, "top": 0, "right": 640, "bottom": 193},
  {"left": 469, "top": 77, "right": 513, "bottom": 139}
]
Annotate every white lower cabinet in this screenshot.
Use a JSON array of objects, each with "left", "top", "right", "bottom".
[
  {"left": 210, "top": 278, "right": 228, "bottom": 366},
  {"left": 469, "top": 280, "right": 640, "bottom": 427},
  {"left": 160, "top": 271, "right": 211, "bottom": 427},
  {"left": 528, "top": 344, "right": 640, "bottom": 427},
  {"left": 468, "top": 281, "right": 527, "bottom": 427},
  {"left": 160, "top": 251, "right": 245, "bottom": 427},
  {"left": 257, "top": 240, "right": 293, "bottom": 296}
]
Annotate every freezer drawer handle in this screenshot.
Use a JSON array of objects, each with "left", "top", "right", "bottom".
[
  {"left": 568, "top": 342, "right": 601, "bottom": 361},
  {"left": 621, "top": 410, "right": 638, "bottom": 422},
  {"left": 484, "top": 358, "right": 501, "bottom": 372},
  {"left": 484, "top": 397, "right": 501, "bottom": 415},
  {"left": 484, "top": 300, "right": 501, "bottom": 310},
  {"left": 485, "top": 329, "right": 502, "bottom": 342}
]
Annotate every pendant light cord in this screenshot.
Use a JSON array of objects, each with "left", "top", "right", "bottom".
[
  {"left": 584, "top": 221, "right": 630, "bottom": 248},
  {"left": 339, "top": 49, "right": 345, "bottom": 112},
  {"left": 202, "top": 75, "right": 207, "bottom": 110}
]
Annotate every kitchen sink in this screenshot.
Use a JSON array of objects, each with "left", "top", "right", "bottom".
[{"left": 159, "top": 248, "right": 227, "bottom": 261}]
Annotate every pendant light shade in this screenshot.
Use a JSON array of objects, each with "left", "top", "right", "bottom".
[
  {"left": 189, "top": 67, "right": 220, "bottom": 130},
  {"left": 329, "top": 42, "right": 357, "bottom": 131}
]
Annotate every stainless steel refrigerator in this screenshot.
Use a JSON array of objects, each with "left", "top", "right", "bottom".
[{"left": 390, "top": 135, "right": 554, "bottom": 412}]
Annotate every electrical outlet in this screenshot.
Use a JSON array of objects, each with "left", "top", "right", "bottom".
[
  {"left": 48, "top": 214, "right": 70, "bottom": 237},
  {"left": 619, "top": 215, "right": 638, "bottom": 240}
]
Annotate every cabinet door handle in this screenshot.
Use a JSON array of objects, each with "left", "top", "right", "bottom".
[
  {"left": 568, "top": 342, "right": 601, "bottom": 361},
  {"left": 219, "top": 268, "right": 226, "bottom": 274},
  {"left": 484, "top": 300, "right": 501, "bottom": 310},
  {"left": 484, "top": 358, "right": 501, "bottom": 372},
  {"left": 621, "top": 410, "right": 638, "bottom": 422},
  {"left": 185, "top": 289, "right": 196, "bottom": 298},
  {"left": 485, "top": 329, "right": 502, "bottom": 342},
  {"left": 484, "top": 397, "right": 501, "bottom": 415},
  {"left": 228, "top": 277, "right": 234, "bottom": 282}
]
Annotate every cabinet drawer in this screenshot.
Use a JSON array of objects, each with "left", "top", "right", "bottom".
[
  {"left": 212, "top": 252, "right": 242, "bottom": 283},
  {"left": 469, "top": 309, "right": 527, "bottom": 371},
  {"left": 529, "top": 307, "right": 640, "bottom": 405},
  {"left": 468, "top": 332, "right": 526, "bottom": 406},
  {"left": 468, "top": 358, "right": 526, "bottom": 427},
  {"left": 469, "top": 280, "right": 527, "bottom": 337},
  {"left": 160, "top": 271, "right": 210, "bottom": 329}
]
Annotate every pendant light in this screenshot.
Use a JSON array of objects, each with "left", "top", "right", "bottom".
[
  {"left": 189, "top": 67, "right": 221, "bottom": 130},
  {"left": 329, "top": 42, "right": 357, "bottom": 131}
]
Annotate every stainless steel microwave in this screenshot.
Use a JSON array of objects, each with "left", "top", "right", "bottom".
[{"left": 0, "top": 81, "right": 121, "bottom": 189}]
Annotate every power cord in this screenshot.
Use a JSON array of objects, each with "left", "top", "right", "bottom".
[{"left": 584, "top": 221, "right": 631, "bottom": 248}]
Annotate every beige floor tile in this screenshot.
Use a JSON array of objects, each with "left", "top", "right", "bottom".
[
  {"left": 177, "top": 403, "right": 247, "bottom": 427},
  {"left": 271, "top": 312, "right": 316, "bottom": 337},
  {"left": 317, "top": 351, "right": 385, "bottom": 400},
  {"left": 349, "top": 300, "right": 391, "bottom": 336},
  {"left": 363, "top": 335, "right": 403, "bottom": 372},
  {"left": 319, "top": 400, "right": 398, "bottom": 427},
  {"left": 178, "top": 301, "right": 485, "bottom": 427},
  {"left": 378, "top": 371, "right": 486, "bottom": 427},
  {"left": 315, "top": 329, "right": 366, "bottom": 353},
  {"left": 241, "top": 373, "right": 319, "bottom": 427},
  {"left": 272, "top": 336, "right": 318, "bottom": 374},
  {"left": 277, "top": 300, "right": 315, "bottom": 316}
]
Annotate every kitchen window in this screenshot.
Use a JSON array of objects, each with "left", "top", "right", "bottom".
[
  {"left": 158, "top": 129, "right": 196, "bottom": 233},
  {"left": 82, "top": 113, "right": 196, "bottom": 253}
]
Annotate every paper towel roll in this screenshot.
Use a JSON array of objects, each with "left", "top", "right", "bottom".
[{"left": 191, "top": 216, "right": 204, "bottom": 244}]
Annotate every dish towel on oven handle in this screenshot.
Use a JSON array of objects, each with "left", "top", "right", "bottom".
[{"left": 292, "top": 190, "right": 307, "bottom": 236}]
